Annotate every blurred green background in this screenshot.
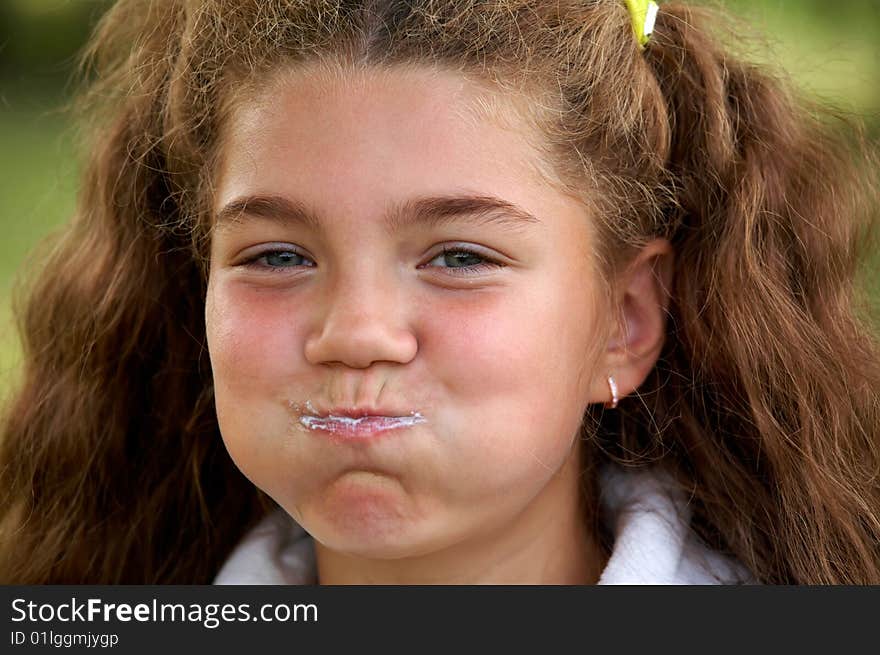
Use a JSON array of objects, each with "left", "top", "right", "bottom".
[{"left": 1, "top": 0, "right": 879, "bottom": 400}]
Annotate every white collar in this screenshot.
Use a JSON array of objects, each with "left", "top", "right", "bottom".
[{"left": 214, "top": 466, "right": 754, "bottom": 585}]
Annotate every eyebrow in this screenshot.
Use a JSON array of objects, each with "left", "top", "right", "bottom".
[{"left": 214, "top": 193, "right": 542, "bottom": 235}]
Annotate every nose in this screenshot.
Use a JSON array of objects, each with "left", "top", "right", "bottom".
[{"left": 303, "top": 270, "right": 418, "bottom": 369}]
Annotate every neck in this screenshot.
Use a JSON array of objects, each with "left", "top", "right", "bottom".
[{"left": 314, "top": 441, "right": 604, "bottom": 585}]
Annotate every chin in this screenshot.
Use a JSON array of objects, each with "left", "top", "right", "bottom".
[
  {"left": 309, "top": 513, "right": 447, "bottom": 561},
  {"left": 300, "top": 494, "right": 455, "bottom": 561}
]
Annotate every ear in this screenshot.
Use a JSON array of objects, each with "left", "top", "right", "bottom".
[{"left": 589, "top": 238, "right": 674, "bottom": 407}]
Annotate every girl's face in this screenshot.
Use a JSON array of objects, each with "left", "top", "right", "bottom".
[{"left": 206, "top": 66, "right": 608, "bottom": 561}]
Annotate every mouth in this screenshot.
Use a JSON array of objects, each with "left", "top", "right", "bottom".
[
  {"left": 299, "top": 413, "right": 427, "bottom": 438},
  {"left": 295, "top": 401, "right": 427, "bottom": 440}
]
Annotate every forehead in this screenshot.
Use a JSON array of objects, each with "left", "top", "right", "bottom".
[{"left": 214, "top": 63, "right": 565, "bottom": 214}]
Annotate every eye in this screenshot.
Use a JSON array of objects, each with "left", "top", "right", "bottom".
[
  {"left": 236, "top": 244, "right": 505, "bottom": 277},
  {"left": 421, "top": 246, "right": 506, "bottom": 277},
  {"left": 242, "top": 248, "right": 315, "bottom": 271}
]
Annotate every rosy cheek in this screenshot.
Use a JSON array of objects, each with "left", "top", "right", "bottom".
[
  {"left": 207, "top": 282, "right": 305, "bottom": 387},
  {"left": 422, "top": 290, "right": 543, "bottom": 403}
]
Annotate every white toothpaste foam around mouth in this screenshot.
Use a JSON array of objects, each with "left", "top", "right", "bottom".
[
  {"left": 291, "top": 401, "right": 427, "bottom": 434},
  {"left": 299, "top": 412, "right": 427, "bottom": 433}
]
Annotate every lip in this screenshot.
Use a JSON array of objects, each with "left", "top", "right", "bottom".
[
  {"left": 321, "top": 406, "right": 411, "bottom": 419},
  {"left": 296, "top": 402, "right": 427, "bottom": 440}
]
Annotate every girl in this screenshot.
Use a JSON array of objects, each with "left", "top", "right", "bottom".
[{"left": 1, "top": 0, "right": 878, "bottom": 584}]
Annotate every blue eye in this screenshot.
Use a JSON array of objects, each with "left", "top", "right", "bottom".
[
  {"left": 424, "top": 247, "right": 505, "bottom": 276},
  {"left": 244, "top": 249, "right": 314, "bottom": 271}
]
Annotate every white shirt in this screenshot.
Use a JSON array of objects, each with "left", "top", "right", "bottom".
[{"left": 214, "top": 466, "right": 754, "bottom": 585}]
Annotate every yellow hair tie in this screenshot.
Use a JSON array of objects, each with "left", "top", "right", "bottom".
[{"left": 623, "top": 0, "right": 659, "bottom": 49}]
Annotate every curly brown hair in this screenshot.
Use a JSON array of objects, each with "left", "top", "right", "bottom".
[{"left": 1, "top": 0, "right": 878, "bottom": 583}]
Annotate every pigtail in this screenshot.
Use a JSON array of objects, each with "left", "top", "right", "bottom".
[
  {"left": 617, "top": 3, "right": 880, "bottom": 583},
  {"left": 0, "top": 1, "right": 269, "bottom": 583}
]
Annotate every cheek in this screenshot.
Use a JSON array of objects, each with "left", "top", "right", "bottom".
[
  {"left": 418, "top": 290, "right": 539, "bottom": 419},
  {"left": 206, "top": 280, "right": 320, "bottom": 501},
  {"left": 205, "top": 280, "right": 308, "bottom": 472},
  {"left": 206, "top": 282, "right": 304, "bottom": 388},
  {"left": 426, "top": 278, "right": 595, "bottom": 398},
  {"left": 422, "top": 278, "right": 597, "bottom": 470}
]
